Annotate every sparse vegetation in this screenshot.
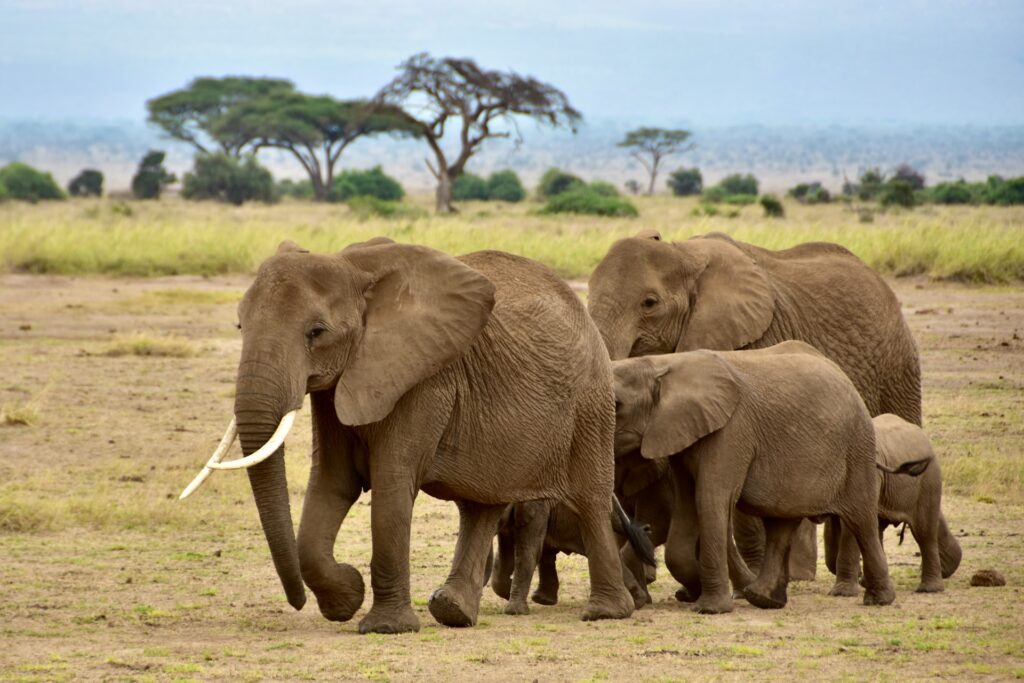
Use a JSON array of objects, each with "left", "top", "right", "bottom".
[
  {"left": 102, "top": 332, "right": 197, "bottom": 357},
  {"left": 2, "top": 399, "right": 40, "bottom": 426}
]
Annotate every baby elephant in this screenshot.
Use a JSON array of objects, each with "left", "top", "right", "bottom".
[
  {"left": 612, "top": 341, "right": 897, "bottom": 614},
  {"left": 491, "top": 498, "right": 656, "bottom": 615},
  {"left": 826, "top": 414, "right": 962, "bottom": 594}
]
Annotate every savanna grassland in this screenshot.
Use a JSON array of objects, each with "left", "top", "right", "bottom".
[{"left": 0, "top": 196, "right": 1022, "bottom": 681}]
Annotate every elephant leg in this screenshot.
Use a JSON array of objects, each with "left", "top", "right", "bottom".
[
  {"left": 692, "top": 472, "right": 737, "bottom": 615},
  {"left": 823, "top": 516, "right": 840, "bottom": 576},
  {"left": 490, "top": 506, "right": 515, "bottom": 600},
  {"left": 574, "top": 495, "right": 635, "bottom": 621},
  {"left": 732, "top": 510, "right": 766, "bottom": 574},
  {"left": 828, "top": 518, "right": 863, "bottom": 597},
  {"left": 787, "top": 520, "right": 818, "bottom": 581},
  {"left": 913, "top": 506, "right": 944, "bottom": 593},
  {"left": 504, "top": 500, "right": 551, "bottom": 615},
  {"left": 842, "top": 506, "right": 895, "bottom": 606},
  {"left": 532, "top": 547, "right": 561, "bottom": 606},
  {"left": 665, "top": 464, "right": 702, "bottom": 602},
  {"left": 726, "top": 519, "right": 756, "bottom": 593},
  {"left": 742, "top": 517, "right": 801, "bottom": 609},
  {"left": 429, "top": 500, "right": 507, "bottom": 627}
]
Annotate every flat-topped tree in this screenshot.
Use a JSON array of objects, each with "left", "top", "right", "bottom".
[
  {"left": 618, "top": 127, "right": 694, "bottom": 195},
  {"left": 375, "top": 53, "right": 581, "bottom": 213},
  {"left": 214, "top": 93, "right": 418, "bottom": 201},
  {"left": 147, "top": 77, "right": 295, "bottom": 156}
]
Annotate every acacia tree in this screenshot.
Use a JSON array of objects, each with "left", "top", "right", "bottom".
[
  {"left": 618, "top": 127, "right": 694, "bottom": 195},
  {"left": 146, "top": 77, "right": 295, "bottom": 156},
  {"left": 375, "top": 53, "right": 581, "bottom": 213},
  {"left": 214, "top": 93, "right": 417, "bottom": 200}
]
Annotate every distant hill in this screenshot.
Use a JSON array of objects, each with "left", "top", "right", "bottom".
[{"left": 2, "top": 118, "right": 1023, "bottom": 193}]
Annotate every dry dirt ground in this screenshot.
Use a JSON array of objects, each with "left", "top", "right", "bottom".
[{"left": 0, "top": 274, "right": 1022, "bottom": 682}]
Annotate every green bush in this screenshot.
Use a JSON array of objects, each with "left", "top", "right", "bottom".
[
  {"left": 723, "top": 193, "right": 757, "bottom": 206},
  {"left": 927, "top": 180, "right": 976, "bottom": 205},
  {"left": 328, "top": 166, "right": 404, "bottom": 202},
  {"left": 880, "top": 179, "right": 917, "bottom": 208},
  {"left": 986, "top": 176, "right": 1024, "bottom": 205},
  {"left": 131, "top": 151, "right": 175, "bottom": 200},
  {"left": 452, "top": 173, "right": 489, "bottom": 200},
  {"left": 760, "top": 194, "right": 785, "bottom": 217},
  {"left": 856, "top": 168, "right": 886, "bottom": 200},
  {"left": 667, "top": 167, "right": 703, "bottom": 196},
  {"left": 276, "top": 178, "right": 314, "bottom": 199},
  {"left": 539, "top": 188, "right": 638, "bottom": 217},
  {"left": 67, "top": 169, "right": 103, "bottom": 197},
  {"left": 538, "top": 168, "right": 585, "bottom": 198},
  {"left": 485, "top": 170, "right": 526, "bottom": 202},
  {"left": 892, "top": 164, "right": 926, "bottom": 191},
  {"left": 586, "top": 181, "right": 620, "bottom": 197},
  {"left": 714, "top": 173, "right": 759, "bottom": 196},
  {"left": 624, "top": 179, "right": 642, "bottom": 195},
  {"left": 788, "top": 181, "right": 831, "bottom": 204},
  {"left": 0, "top": 182, "right": 8, "bottom": 202},
  {"left": 182, "top": 154, "right": 276, "bottom": 205},
  {"left": 0, "top": 162, "right": 65, "bottom": 202}
]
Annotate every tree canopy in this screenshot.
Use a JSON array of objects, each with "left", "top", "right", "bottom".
[
  {"left": 375, "top": 53, "right": 581, "bottom": 212},
  {"left": 147, "top": 77, "right": 295, "bottom": 156},
  {"left": 618, "top": 127, "right": 694, "bottom": 195}
]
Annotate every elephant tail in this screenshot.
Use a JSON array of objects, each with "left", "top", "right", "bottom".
[
  {"left": 877, "top": 456, "right": 932, "bottom": 477},
  {"left": 611, "top": 496, "right": 657, "bottom": 568}
]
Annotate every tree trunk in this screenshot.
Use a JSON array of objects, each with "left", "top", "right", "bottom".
[{"left": 435, "top": 169, "right": 454, "bottom": 213}]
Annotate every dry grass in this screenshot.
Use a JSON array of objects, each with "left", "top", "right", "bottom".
[
  {"left": 1, "top": 196, "right": 1023, "bottom": 282},
  {"left": 102, "top": 332, "right": 197, "bottom": 358},
  {"left": 1, "top": 399, "right": 40, "bottom": 427}
]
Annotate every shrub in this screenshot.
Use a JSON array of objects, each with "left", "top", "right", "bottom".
[
  {"left": 892, "top": 164, "right": 926, "bottom": 191},
  {"left": 0, "top": 182, "right": 7, "bottom": 202},
  {"left": 723, "top": 194, "right": 757, "bottom": 206},
  {"left": 182, "top": 154, "right": 276, "bottom": 205},
  {"left": 880, "top": 179, "right": 917, "bottom": 208},
  {"left": 485, "top": 170, "right": 526, "bottom": 202},
  {"left": 624, "top": 179, "right": 642, "bottom": 195},
  {"left": 586, "top": 181, "right": 620, "bottom": 197},
  {"left": 0, "top": 162, "right": 65, "bottom": 201},
  {"left": 276, "top": 178, "right": 314, "bottom": 199},
  {"left": 68, "top": 169, "right": 104, "bottom": 197},
  {"left": 328, "top": 166, "right": 404, "bottom": 202},
  {"left": 760, "top": 194, "right": 785, "bottom": 218},
  {"left": 452, "top": 173, "right": 490, "bottom": 201},
  {"left": 667, "top": 167, "right": 703, "bottom": 196},
  {"left": 857, "top": 168, "right": 886, "bottom": 201},
  {"left": 538, "top": 168, "right": 585, "bottom": 198},
  {"left": 986, "top": 176, "right": 1024, "bottom": 205},
  {"left": 788, "top": 181, "right": 831, "bottom": 204},
  {"left": 715, "top": 173, "right": 759, "bottom": 196},
  {"left": 539, "top": 187, "right": 638, "bottom": 217},
  {"left": 131, "top": 151, "right": 175, "bottom": 200},
  {"left": 927, "top": 180, "right": 976, "bottom": 205}
]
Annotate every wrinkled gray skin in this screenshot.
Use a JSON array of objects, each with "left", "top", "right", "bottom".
[
  {"left": 612, "top": 341, "right": 896, "bottom": 614},
  {"left": 490, "top": 499, "right": 652, "bottom": 614},
  {"left": 230, "top": 238, "right": 634, "bottom": 634},
  {"left": 826, "top": 414, "right": 962, "bottom": 594},
  {"left": 588, "top": 230, "right": 922, "bottom": 583}
]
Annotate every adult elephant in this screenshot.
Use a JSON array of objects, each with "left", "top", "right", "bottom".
[
  {"left": 181, "top": 238, "right": 635, "bottom": 634},
  {"left": 587, "top": 230, "right": 921, "bottom": 588}
]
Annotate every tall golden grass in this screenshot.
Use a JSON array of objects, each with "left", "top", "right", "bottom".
[{"left": 2, "top": 196, "right": 1023, "bottom": 282}]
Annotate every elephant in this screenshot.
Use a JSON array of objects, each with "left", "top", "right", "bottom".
[
  {"left": 587, "top": 230, "right": 922, "bottom": 582},
  {"left": 180, "top": 238, "right": 637, "bottom": 634},
  {"left": 826, "top": 414, "right": 962, "bottom": 595},
  {"left": 611, "top": 340, "right": 897, "bottom": 614},
  {"left": 490, "top": 496, "right": 656, "bottom": 615}
]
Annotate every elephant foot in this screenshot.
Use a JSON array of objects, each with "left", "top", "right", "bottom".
[
  {"left": 428, "top": 586, "right": 479, "bottom": 628},
  {"left": 790, "top": 567, "right": 817, "bottom": 582},
  {"left": 915, "top": 580, "right": 944, "bottom": 594},
  {"left": 531, "top": 588, "right": 558, "bottom": 606},
  {"left": 580, "top": 588, "right": 634, "bottom": 621},
  {"left": 675, "top": 586, "right": 699, "bottom": 603},
  {"left": 863, "top": 582, "right": 895, "bottom": 607},
  {"left": 630, "top": 586, "right": 651, "bottom": 610},
  {"left": 693, "top": 593, "right": 734, "bottom": 614},
  {"left": 742, "top": 586, "right": 786, "bottom": 610},
  {"left": 307, "top": 563, "right": 366, "bottom": 622},
  {"left": 491, "top": 576, "right": 511, "bottom": 601},
  {"left": 828, "top": 581, "right": 860, "bottom": 598},
  {"left": 503, "top": 598, "right": 530, "bottom": 616},
  {"left": 357, "top": 604, "right": 420, "bottom": 634}
]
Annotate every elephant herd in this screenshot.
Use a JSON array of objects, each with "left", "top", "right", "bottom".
[{"left": 181, "top": 231, "right": 960, "bottom": 634}]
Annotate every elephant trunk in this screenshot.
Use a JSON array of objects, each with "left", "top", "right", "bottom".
[
  {"left": 235, "top": 360, "right": 306, "bottom": 611},
  {"left": 938, "top": 515, "right": 962, "bottom": 579},
  {"left": 589, "top": 300, "right": 636, "bottom": 360}
]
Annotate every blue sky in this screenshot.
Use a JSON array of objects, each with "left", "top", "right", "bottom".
[{"left": 1, "top": 0, "right": 1022, "bottom": 125}]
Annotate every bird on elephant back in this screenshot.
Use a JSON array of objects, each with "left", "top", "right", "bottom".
[
  {"left": 180, "top": 237, "right": 643, "bottom": 634},
  {"left": 584, "top": 230, "right": 922, "bottom": 602}
]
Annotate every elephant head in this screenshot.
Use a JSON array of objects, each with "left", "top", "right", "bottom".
[
  {"left": 183, "top": 238, "right": 495, "bottom": 610},
  {"left": 588, "top": 232, "right": 775, "bottom": 359},
  {"left": 611, "top": 352, "right": 742, "bottom": 460}
]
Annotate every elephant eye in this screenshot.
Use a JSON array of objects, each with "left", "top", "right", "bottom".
[
  {"left": 641, "top": 296, "right": 659, "bottom": 310},
  {"left": 235, "top": 322, "right": 241, "bottom": 332},
  {"left": 306, "top": 324, "right": 328, "bottom": 342}
]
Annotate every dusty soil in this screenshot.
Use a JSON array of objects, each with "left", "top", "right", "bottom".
[{"left": 0, "top": 274, "right": 1022, "bottom": 682}]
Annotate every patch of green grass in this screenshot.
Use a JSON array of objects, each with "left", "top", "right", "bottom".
[{"left": 102, "top": 332, "right": 197, "bottom": 358}]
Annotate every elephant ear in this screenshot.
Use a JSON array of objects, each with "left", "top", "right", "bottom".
[
  {"left": 334, "top": 243, "right": 496, "bottom": 426},
  {"left": 676, "top": 238, "right": 775, "bottom": 351},
  {"left": 641, "top": 352, "right": 742, "bottom": 459},
  {"left": 620, "top": 458, "right": 670, "bottom": 497}
]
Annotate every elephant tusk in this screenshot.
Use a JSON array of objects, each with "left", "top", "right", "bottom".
[
  {"left": 207, "top": 410, "right": 298, "bottom": 471},
  {"left": 179, "top": 417, "right": 238, "bottom": 500}
]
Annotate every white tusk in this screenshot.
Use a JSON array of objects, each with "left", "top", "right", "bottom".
[
  {"left": 207, "top": 410, "right": 298, "bottom": 471},
  {"left": 179, "top": 417, "right": 238, "bottom": 500}
]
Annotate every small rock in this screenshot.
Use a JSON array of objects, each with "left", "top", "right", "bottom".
[
  {"left": 213, "top": 549, "right": 222, "bottom": 557},
  {"left": 125, "top": 577, "right": 133, "bottom": 584},
  {"left": 970, "top": 569, "right": 1006, "bottom": 587},
  {"left": 18, "top": 324, "right": 31, "bottom": 331}
]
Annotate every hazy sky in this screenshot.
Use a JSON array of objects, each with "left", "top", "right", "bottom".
[{"left": 2, "top": 0, "right": 1022, "bottom": 126}]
